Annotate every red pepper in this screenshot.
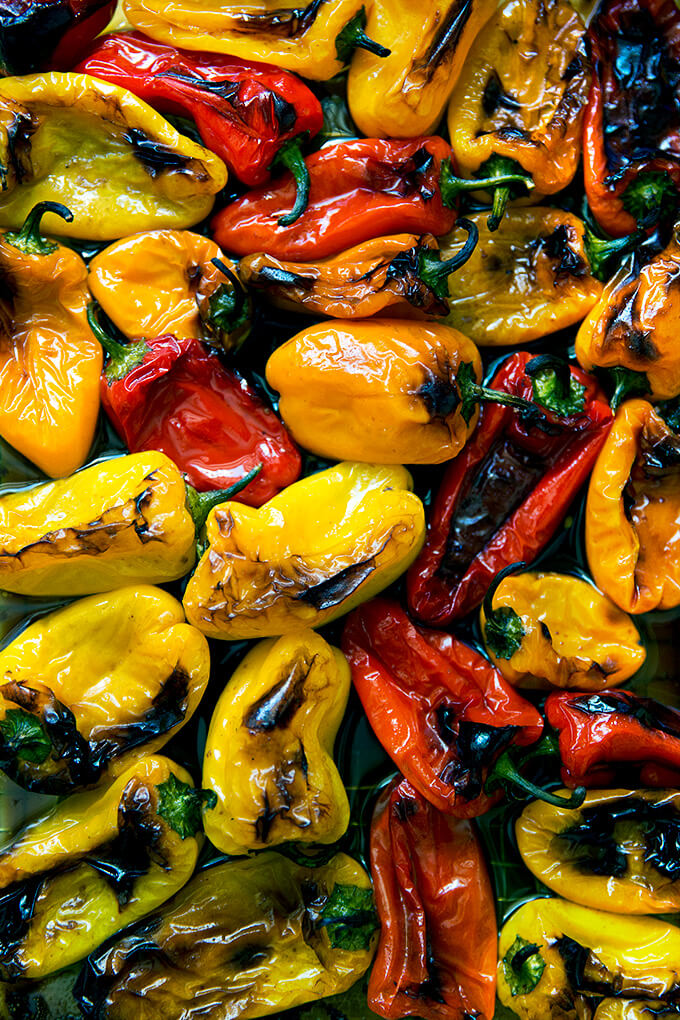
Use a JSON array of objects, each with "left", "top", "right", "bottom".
[
  {"left": 584, "top": 0, "right": 680, "bottom": 237},
  {"left": 341, "top": 598, "right": 544, "bottom": 818},
  {"left": 369, "top": 775, "right": 497, "bottom": 1020},
  {"left": 88, "top": 308, "right": 301, "bottom": 507},
  {"left": 74, "top": 31, "right": 324, "bottom": 225},
  {"left": 0, "top": 0, "right": 116, "bottom": 76},
  {"left": 546, "top": 690, "right": 680, "bottom": 788},
  {"left": 407, "top": 352, "right": 613, "bottom": 625}
]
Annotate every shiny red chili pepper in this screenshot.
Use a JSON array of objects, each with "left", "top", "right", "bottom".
[
  {"left": 88, "top": 308, "right": 300, "bottom": 507},
  {"left": 369, "top": 775, "right": 497, "bottom": 1020},
  {"left": 0, "top": 0, "right": 116, "bottom": 75},
  {"left": 407, "top": 352, "right": 613, "bottom": 625},
  {"left": 341, "top": 598, "right": 543, "bottom": 818}
]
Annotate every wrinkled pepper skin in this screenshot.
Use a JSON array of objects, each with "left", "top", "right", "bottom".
[
  {"left": 89, "top": 229, "right": 250, "bottom": 352},
  {"left": 586, "top": 399, "right": 680, "bottom": 613},
  {"left": 441, "top": 209, "right": 602, "bottom": 346},
  {"left": 0, "top": 755, "right": 203, "bottom": 980},
  {"left": 266, "top": 319, "right": 482, "bottom": 465},
  {"left": 0, "top": 451, "right": 197, "bottom": 597},
  {"left": 75, "top": 32, "right": 323, "bottom": 187},
  {"left": 497, "top": 897, "right": 680, "bottom": 1020},
  {"left": 408, "top": 353, "right": 612, "bottom": 624},
  {"left": 183, "top": 462, "right": 425, "bottom": 641},
  {"left": 545, "top": 689, "right": 680, "bottom": 788},
  {"left": 584, "top": 0, "right": 680, "bottom": 237},
  {"left": 369, "top": 776, "right": 497, "bottom": 1020},
  {"left": 211, "top": 137, "right": 458, "bottom": 260},
  {"left": 347, "top": 0, "right": 497, "bottom": 138},
  {"left": 342, "top": 598, "right": 543, "bottom": 817},
  {"left": 447, "top": 0, "right": 590, "bottom": 194},
  {"left": 0, "top": 73, "right": 227, "bottom": 239},
  {"left": 516, "top": 789, "right": 680, "bottom": 914},
  {"left": 480, "top": 571, "right": 645, "bottom": 691},
  {"left": 576, "top": 229, "right": 680, "bottom": 401},
  {"left": 0, "top": 206, "right": 102, "bottom": 478},
  {"left": 203, "top": 630, "right": 350, "bottom": 855},
  {"left": 0, "top": 586, "right": 210, "bottom": 794},
  {"left": 76, "top": 852, "right": 378, "bottom": 1019},
  {"left": 0, "top": 0, "right": 116, "bottom": 76}
]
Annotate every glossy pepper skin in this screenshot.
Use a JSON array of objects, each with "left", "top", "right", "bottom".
[
  {"left": 497, "top": 897, "right": 680, "bottom": 1020},
  {"left": 0, "top": 202, "right": 102, "bottom": 477},
  {"left": 0, "top": 73, "right": 227, "bottom": 239},
  {"left": 183, "top": 462, "right": 425, "bottom": 641},
  {"left": 267, "top": 319, "right": 482, "bottom": 465},
  {"left": 480, "top": 571, "right": 645, "bottom": 691},
  {"left": 0, "top": 0, "right": 116, "bottom": 75},
  {"left": 76, "top": 852, "right": 378, "bottom": 1019},
  {"left": 586, "top": 399, "right": 680, "bottom": 613},
  {"left": 0, "top": 586, "right": 210, "bottom": 794},
  {"left": 342, "top": 598, "right": 543, "bottom": 817},
  {"left": 369, "top": 776, "right": 497, "bottom": 1020},
  {"left": 440, "top": 209, "right": 602, "bottom": 346},
  {"left": 203, "top": 630, "right": 350, "bottom": 855},
  {"left": 0, "top": 755, "right": 205, "bottom": 980},
  {"left": 211, "top": 137, "right": 458, "bottom": 260},
  {"left": 517, "top": 789, "right": 680, "bottom": 914},
  {"left": 584, "top": 0, "right": 680, "bottom": 238},
  {"left": 89, "top": 230, "right": 251, "bottom": 353},
  {"left": 347, "top": 0, "right": 497, "bottom": 138},
  {"left": 407, "top": 352, "right": 613, "bottom": 624}
]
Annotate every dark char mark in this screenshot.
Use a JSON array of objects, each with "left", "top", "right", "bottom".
[{"left": 123, "top": 128, "right": 193, "bottom": 177}]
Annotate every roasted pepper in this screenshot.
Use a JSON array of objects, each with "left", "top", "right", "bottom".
[
  {"left": 446, "top": 0, "right": 590, "bottom": 229},
  {"left": 407, "top": 353, "right": 613, "bottom": 624},
  {"left": 517, "top": 789, "right": 680, "bottom": 914},
  {"left": 585, "top": 399, "right": 680, "bottom": 613},
  {"left": 342, "top": 598, "right": 547, "bottom": 818},
  {"left": 89, "top": 311, "right": 300, "bottom": 506},
  {"left": 203, "top": 630, "right": 350, "bottom": 855},
  {"left": 76, "top": 851, "right": 378, "bottom": 1018},
  {"left": 440, "top": 209, "right": 602, "bottom": 346},
  {"left": 0, "top": 201, "right": 102, "bottom": 477},
  {"left": 239, "top": 224, "right": 478, "bottom": 320},
  {"left": 347, "top": 0, "right": 497, "bottom": 138},
  {"left": 584, "top": 0, "right": 680, "bottom": 238},
  {"left": 369, "top": 776, "right": 497, "bottom": 1020},
  {"left": 0, "top": 755, "right": 206, "bottom": 980},
  {"left": 0, "top": 0, "right": 116, "bottom": 75},
  {"left": 497, "top": 897, "right": 680, "bottom": 1019},
  {"left": 183, "top": 462, "right": 425, "bottom": 641},
  {"left": 88, "top": 229, "right": 251, "bottom": 352},
  {"left": 0, "top": 586, "right": 210, "bottom": 794},
  {"left": 480, "top": 569, "right": 645, "bottom": 691},
  {"left": 0, "top": 450, "right": 258, "bottom": 597},
  {"left": 0, "top": 73, "right": 227, "bottom": 239},
  {"left": 120, "top": 0, "right": 390, "bottom": 81}
]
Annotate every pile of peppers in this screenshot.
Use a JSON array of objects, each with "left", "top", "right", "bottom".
[{"left": 0, "top": 0, "right": 679, "bottom": 1018}]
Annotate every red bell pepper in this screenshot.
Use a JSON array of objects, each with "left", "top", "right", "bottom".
[
  {"left": 369, "top": 775, "right": 497, "bottom": 1020},
  {"left": 407, "top": 352, "right": 613, "bottom": 625},
  {"left": 0, "top": 0, "right": 116, "bottom": 76},
  {"left": 88, "top": 307, "right": 301, "bottom": 507}
]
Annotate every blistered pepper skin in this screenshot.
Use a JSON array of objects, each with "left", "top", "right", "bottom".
[
  {"left": 0, "top": 73, "right": 227, "bottom": 239},
  {"left": 182, "top": 462, "right": 425, "bottom": 641},
  {"left": 0, "top": 586, "right": 210, "bottom": 794},
  {"left": 203, "top": 630, "right": 350, "bottom": 855},
  {"left": 266, "top": 319, "right": 482, "bottom": 465},
  {"left": 516, "top": 789, "right": 680, "bottom": 914},
  {"left": 76, "top": 852, "right": 378, "bottom": 1019},
  {"left": 0, "top": 756, "right": 202, "bottom": 980},
  {"left": 0, "top": 451, "right": 197, "bottom": 597}
]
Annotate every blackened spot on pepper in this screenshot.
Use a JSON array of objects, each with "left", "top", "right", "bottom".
[
  {"left": 255, "top": 264, "right": 315, "bottom": 289},
  {"left": 155, "top": 71, "right": 241, "bottom": 105},
  {"left": 435, "top": 703, "right": 457, "bottom": 746},
  {"left": 572, "top": 692, "right": 680, "bottom": 740},
  {"left": 123, "top": 128, "right": 193, "bottom": 177},
  {"left": 0, "top": 873, "right": 45, "bottom": 978},
  {"left": 295, "top": 558, "right": 379, "bottom": 611},
  {"left": 441, "top": 722, "right": 517, "bottom": 800},
  {"left": 74, "top": 918, "right": 164, "bottom": 1018},
  {"left": 366, "top": 146, "right": 436, "bottom": 202},
  {"left": 562, "top": 54, "right": 584, "bottom": 82},
  {"left": 558, "top": 802, "right": 630, "bottom": 877},
  {"left": 637, "top": 418, "right": 680, "bottom": 475},
  {"left": 541, "top": 225, "right": 587, "bottom": 278},
  {"left": 227, "top": 0, "right": 325, "bottom": 38},
  {"left": 271, "top": 93, "right": 298, "bottom": 134},
  {"left": 482, "top": 70, "right": 521, "bottom": 118},
  {"left": 244, "top": 656, "right": 312, "bottom": 732},
  {"left": 0, "top": 0, "right": 71, "bottom": 75},
  {"left": 392, "top": 795, "right": 419, "bottom": 822},
  {"left": 540, "top": 621, "right": 552, "bottom": 641},
  {"left": 412, "top": 0, "right": 474, "bottom": 83},
  {"left": 418, "top": 370, "right": 459, "bottom": 420}
]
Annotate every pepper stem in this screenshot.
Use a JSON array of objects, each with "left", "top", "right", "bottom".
[
  {"left": 186, "top": 464, "right": 262, "bottom": 533},
  {"left": 439, "top": 156, "right": 534, "bottom": 228},
  {"left": 456, "top": 361, "right": 548, "bottom": 428},
  {"left": 584, "top": 227, "right": 642, "bottom": 280},
  {"left": 486, "top": 747, "right": 586, "bottom": 809},
  {"left": 271, "top": 137, "right": 311, "bottom": 227},
  {"left": 4, "top": 201, "right": 73, "bottom": 256},
  {"left": 419, "top": 218, "right": 478, "bottom": 300},
  {"left": 621, "top": 170, "right": 679, "bottom": 228},
  {"left": 608, "top": 365, "right": 650, "bottom": 411},
  {"left": 482, "top": 561, "right": 527, "bottom": 621},
  {"left": 335, "top": 7, "right": 391, "bottom": 64},
  {"left": 87, "top": 303, "right": 151, "bottom": 384}
]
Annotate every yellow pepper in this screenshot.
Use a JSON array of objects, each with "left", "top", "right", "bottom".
[
  {"left": 0, "top": 586, "right": 210, "bottom": 794},
  {"left": 203, "top": 630, "right": 350, "bottom": 855},
  {"left": 479, "top": 570, "right": 645, "bottom": 691},
  {"left": 516, "top": 790, "right": 680, "bottom": 915},
  {"left": 0, "top": 73, "right": 226, "bottom": 239},
  {"left": 183, "top": 461, "right": 425, "bottom": 640}
]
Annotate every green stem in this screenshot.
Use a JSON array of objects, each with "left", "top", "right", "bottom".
[
  {"left": 482, "top": 561, "right": 527, "bottom": 621},
  {"left": 186, "top": 464, "right": 262, "bottom": 533},
  {"left": 456, "top": 362, "right": 548, "bottom": 428},
  {"left": 439, "top": 156, "right": 534, "bottom": 227},
  {"left": 335, "top": 7, "right": 391, "bottom": 64},
  {"left": 584, "top": 227, "right": 642, "bottom": 280},
  {"left": 271, "top": 136, "right": 311, "bottom": 227},
  {"left": 87, "top": 303, "right": 150, "bottom": 383},
  {"left": 621, "top": 170, "right": 679, "bottom": 228},
  {"left": 4, "top": 201, "right": 73, "bottom": 255},
  {"left": 608, "top": 365, "right": 650, "bottom": 411},
  {"left": 419, "top": 218, "right": 478, "bottom": 300},
  {"left": 486, "top": 748, "right": 586, "bottom": 809}
]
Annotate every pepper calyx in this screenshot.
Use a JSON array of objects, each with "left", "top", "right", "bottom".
[
  {"left": 482, "top": 563, "right": 528, "bottom": 660},
  {"left": 318, "top": 883, "right": 379, "bottom": 951},
  {"left": 270, "top": 136, "right": 312, "bottom": 227},
  {"left": 4, "top": 201, "right": 74, "bottom": 256},
  {"left": 156, "top": 772, "right": 217, "bottom": 839},
  {"left": 621, "top": 171, "right": 679, "bottom": 228},
  {"left": 335, "top": 6, "right": 391, "bottom": 65},
  {"left": 485, "top": 738, "right": 586, "bottom": 809},
  {"left": 607, "top": 366, "right": 650, "bottom": 412},
  {"left": 525, "top": 355, "right": 586, "bottom": 417},
  {"left": 439, "top": 155, "right": 534, "bottom": 216},
  {"left": 0, "top": 708, "right": 51, "bottom": 765},
  {"left": 503, "top": 935, "right": 546, "bottom": 996},
  {"left": 87, "top": 303, "right": 150, "bottom": 383},
  {"left": 418, "top": 218, "right": 479, "bottom": 300},
  {"left": 204, "top": 259, "right": 251, "bottom": 347},
  {"left": 185, "top": 464, "right": 263, "bottom": 533},
  {"left": 584, "top": 227, "right": 642, "bottom": 280}
]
